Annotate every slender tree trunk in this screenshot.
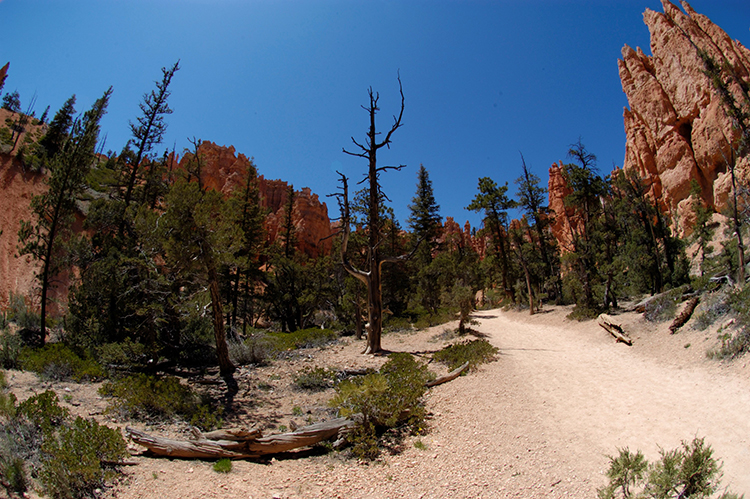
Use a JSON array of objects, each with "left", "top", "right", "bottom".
[{"left": 206, "top": 260, "right": 235, "bottom": 375}]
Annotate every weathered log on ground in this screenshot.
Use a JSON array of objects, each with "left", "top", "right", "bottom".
[
  {"left": 598, "top": 314, "right": 633, "bottom": 346},
  {"left": 669, "top": 296, "right": 700, "bottom": 334},
  {"left": 127, "top": 418, "right": 355, "bottom": 459},
  {"left": 426, "top": 361, "right": 470, "bottom": 387}
]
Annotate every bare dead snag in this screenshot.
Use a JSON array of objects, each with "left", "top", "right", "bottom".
[
  {"left": 669, "top": 296, "right": 700, "bottom": 334},
  {"left": 426, "top": 361, "right": 470, "bottom": 387},
  {"left": 598, "top": 314, "right": 633, "bottom": 345}
]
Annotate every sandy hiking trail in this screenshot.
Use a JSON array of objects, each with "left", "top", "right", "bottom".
[{"left": 88, "top": 306, "right": 750, "bottom": 498}]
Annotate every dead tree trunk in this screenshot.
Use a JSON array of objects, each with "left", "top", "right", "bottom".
[
  {"left": 598, "top": 314, "right": 633, "bottom": 345},
  {"left": 127, "top": 418, "right": 355, "bottom": 459},
  {"left": 669, "top": 296, "right": 700, "bottom": 334},
  {"left": 338, "top": 76, "right": 406, "bottom": 355}
]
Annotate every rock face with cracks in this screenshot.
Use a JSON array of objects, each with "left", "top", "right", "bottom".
[
  {"left": 549, "top": 1, "right": 750, "bottom": 243},
  {"left": 618, "top": 0, "right": 750, "bottom": 229}
]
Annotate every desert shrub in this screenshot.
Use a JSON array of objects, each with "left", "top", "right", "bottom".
[
  {"left": 330, "top": 353, "right": 432, "bottom": 459},
  {"left": 706, "top": 284, "right": 750, "bottom": 359},
  {"left": 293, "top": 366, "right": 337, "bottom": 391},
  {"left": 99, "top": 374, "right": 221, "bottom": 428},
  {"left": 432, "top": 339, "right": 499, "bottom": 371},
  {"left": 597, "top": 437, "right": 740, "bottom": 499},
  {"left": 18, "top": 391, "right": 69, "bottom": 435},
  {"left": 7, "top": 292, "right": 40, "bottom": 332},
  {"left": 95, "top": 338, "right": 149, "bottom": 371},
  {"left": 707, "top": 328, "right": 750, "bottom": 360},
  {"left": 212, "top": 458, "right": 232, "bottom": 473},
  {"left": 229, "top": 334, "right": 274, "bottom": 366},
  {"left": 40, "top": 416, "right": 127, "bottom": 499},
  {"left": 567, "top": 305, "right": 603, "bottom": 321},
  {"left": 0, "top": 456, "right": 28, "bottom": 495},
  {"left": 0, "top": 329, "right": 22, "bottom": 369},
  {"left": 0, "top": 389, "right": 126, "bottom": 498},
  {"left": 189, "top": 403, "right": 223, "bottom": 432},
  {"left": 644, "top": 292, "right": 679, "bottom": 323},
  {"left": 19, "top": 343, "right": 105, "bottom": 381},
  {"left": 383, "top": 315, "right": 412, "bottom": 333},
  {"left": 694, "top": 292, "right": 731, "bottom": 331},
  {"left": 267, "top": 328, "right": 338, "bottom": 352}
]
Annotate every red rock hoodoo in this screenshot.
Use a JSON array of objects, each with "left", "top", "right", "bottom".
[
  {"left": 177, "top": 141, "right": 334, "bottom": 258},
  {"left": 618, "top": 0, "right": 750, "bottom": 228}
]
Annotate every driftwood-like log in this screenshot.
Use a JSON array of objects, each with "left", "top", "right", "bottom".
[
  {"left": 127, "top": 418, "right": 355, "bottom": 460},
  {"left": 669, "top": 296, "right": 700, "bottom": 334},
  {"left": 598, "top": 314, "right": 633, "bottom": 346},
  {"left": 426, "top": 361, "right": 470, "bottom": 387}
]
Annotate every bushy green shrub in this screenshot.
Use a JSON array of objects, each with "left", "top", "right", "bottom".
[
  {"left": 0, "top": 389, "right": 126, "bottom": 498},
  {"left": 432, "top": 339, "right": 499, "bottom": 371},
  {"left": 597, "top": 437, "right": 740, "bottom": 499},
  {"left": 99, "top": 374, "right": 221, "bottom": 429},
  {"left": 267, "top": 328, "right": 339, "bottom": 351},
  {"left": 40, "top": 416, "right": 127, "bottom": 499},
  {"left": 18, "top": 390, "right": 69, "bottom": 435},
  {"left": 95, "top": 338, "right": 149, "bottom": 370},
  {"left": 19, "top": 343, "right": 105, "bottom": 381},
  {"left": 293, "top": 366, "right": 337, "bottom": 391},
  {"left": 212, "top": 458, "right": 232, "bottom": 473},
  {"left": 329, "top": 353, "right": 432, "bottom": 459}
]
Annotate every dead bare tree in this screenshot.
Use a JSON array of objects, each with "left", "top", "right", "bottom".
[{"left": 334, "top": 77, "right": 410, "bottom": 354}]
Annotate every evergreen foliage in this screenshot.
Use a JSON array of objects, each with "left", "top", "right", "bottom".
[
  {"left": 1, "top": 90, "right": 20, "bottom": 113},
  {"left": 597, "top": 438, "right": 740, "bottom": 499},
  {"left": 17, "top": 88, "right": 112, "bottom": 342}
]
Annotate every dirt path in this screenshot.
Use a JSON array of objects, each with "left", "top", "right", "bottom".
[{"left": 100, "top": 306, "right": 750, "bottom": 498}]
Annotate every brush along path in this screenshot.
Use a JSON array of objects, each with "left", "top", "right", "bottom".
[{"left": 102, "top": 306, "right": 750, "bottom": 498}]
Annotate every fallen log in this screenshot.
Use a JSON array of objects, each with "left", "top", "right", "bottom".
[
  {"left": 426, "top": 361, "right": 470, "bottom": 387},
  {"left": 127, "top": 417, "right": 355, "bottom": 460},
  {"left": 598, "top": 314, "right": 633, "bottom": 346},
  {"left": 669, "top": 296, "right": 700, "bottom": 334}
]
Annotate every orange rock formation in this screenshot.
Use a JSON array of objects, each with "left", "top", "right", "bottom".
[{"left": 618, "top": 0, "right": 750, "bottom": 227}]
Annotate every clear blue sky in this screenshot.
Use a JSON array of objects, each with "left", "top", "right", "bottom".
[{"left": 1, "top": 0, "right": 749, "bottom": 229}]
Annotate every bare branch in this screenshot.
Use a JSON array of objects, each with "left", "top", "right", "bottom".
[{"left": 378, "top": 73, "right": 405, "bottom": 150}]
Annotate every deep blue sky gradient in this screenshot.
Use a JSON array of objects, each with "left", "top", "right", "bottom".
[{"left": 1, "top": 0, "right": 749, "bottom": 228}]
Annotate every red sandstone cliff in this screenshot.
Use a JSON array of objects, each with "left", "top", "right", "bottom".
[
  {"left": 0, "top": 137, "right": 334, "bottom": 310},
  {"left": 179, "top": 141, "right": 334, "bottom": 258},
  {"left": 618, "top": 0, "right": 750, "bottom": 228}
]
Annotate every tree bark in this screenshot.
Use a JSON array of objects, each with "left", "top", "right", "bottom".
[
  {"left": 206, "top": 260, "right": 235, "bottom": 375},
  {"left": 127, "top": 418, "right": 355, "bottom": 459},
  {"left": 669, "top": 296, "right": 700, "bottom": 334},
  {"left": 598, "top": 314, "right": 632, "bottom": 345}
]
